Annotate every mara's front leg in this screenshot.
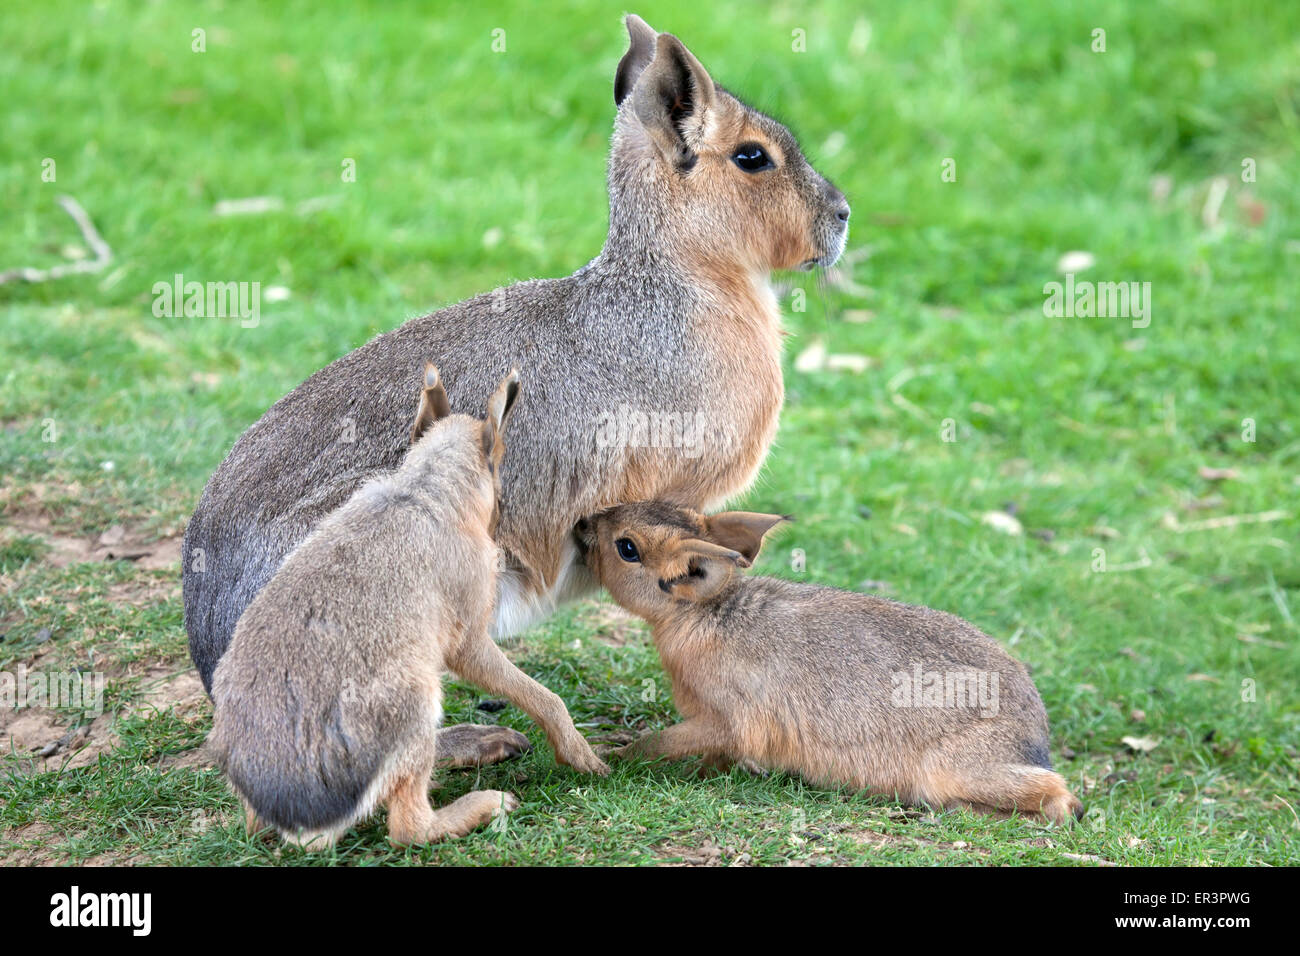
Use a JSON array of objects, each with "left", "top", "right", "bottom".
[
  {"left": 450, "top": 632, "right": 610, "bottom": 776},
  {"left": 699, "top": 753, "right": 769, "bottom": 776},
  {"left": 614, "top": 719, "right": 730, "bottom": 764}
]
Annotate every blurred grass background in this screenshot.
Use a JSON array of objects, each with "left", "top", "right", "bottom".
[{"left": 1, "top": 0, "right": 1297, "bottom": 865}]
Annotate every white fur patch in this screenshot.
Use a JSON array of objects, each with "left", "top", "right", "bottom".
[{"left": 491, "top": 539, "right": 595, "bottom": 641}]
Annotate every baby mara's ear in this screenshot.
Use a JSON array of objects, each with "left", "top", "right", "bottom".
[
  {"left": 480, "top": 368, "right": 522, "bottom": 467},
  {"left": 703, "top": 512, "right": 789, "bottom": 565},
  {"left": 659, "top": 537, "right": 747, "bottom": 603},
  {"left": 573, "top": 515, "right": 597, "bottom": 554},
  {"left": 409, "top": 362, "right": 452, "bottom": 444}
]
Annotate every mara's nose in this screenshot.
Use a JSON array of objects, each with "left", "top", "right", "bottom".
[{"left": 836, "top": 204, "right": 851, "bottom": 223}]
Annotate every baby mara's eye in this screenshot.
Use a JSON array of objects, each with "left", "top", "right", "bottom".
[
  {"left": 615, "top": 538, "right": 640, "bottom": 563},
  {"left": 732, "top": 143, "right": 775, "bottom": 173}
]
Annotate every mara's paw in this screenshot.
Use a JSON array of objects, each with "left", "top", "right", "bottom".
[
  {"left": 700, "top": 755, "right": 768, "bottom": 777},
  {"left": 556, "top": 737, "right": 611, "bottom": 776},
  {"left": 1043, "top": 790, "right": 1084, "bottom": 825},
  {"left": 477, "top": 789, "right": 520, "bottom": 824},
  {"left": 735, "top": 757, "right": 769, "bottom": 777},
  {"left": 446, "top": 789, "right": 519, "bottom": 840},
  {"left": 414, "top": 789, "right": 519, "bottom": 843},
  {"left": 435, "top": 723, "right": 532, "bottom": 768}
]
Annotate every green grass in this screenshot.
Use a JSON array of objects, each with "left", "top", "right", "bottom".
[{"left": 2, "top": 0, "right": 1297, "bottom": 865}]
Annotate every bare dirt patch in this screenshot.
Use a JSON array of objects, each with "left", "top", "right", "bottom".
[
  {"left": 0, "top": 822, "right": 151, "bottom": 867},
  {"left": 1, "top": 663, "right": 212, "bottom": 772},
  {"left": 1, "top": 480, "right": 185, "bottom": 570},
  {"left": 3, "top": 516, "right": 183, "bottom": 571},
  {"left": 0, "top": 821, "right": 60, "bottom": 865},
  {"left": 82, "top": 848, "right": 152, "bottom": 866},
  {"left": 655, "top": 838, "right": 729, "bottom": 866},
  {"left": 126, "top": 666, "right": 208, "bottom": 722},
  {"left": 1, "top": 480, "right": 205, "bottom": 771},
  {"left": 105, "top": 575, "right": 180, "bottom": 607},
  {"left": 0, "top": 706, "right": 112, "bottom": 771}
]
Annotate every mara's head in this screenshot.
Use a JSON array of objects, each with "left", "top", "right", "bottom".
[
  {"left": 409, "top": 363, "right": 521, "bottom": 537},
  {"left": 607, "top": 14, "right": 849, "bottom": 277},
  {"left": 575, "top": 501, "right": 786, "bottom": 619}
]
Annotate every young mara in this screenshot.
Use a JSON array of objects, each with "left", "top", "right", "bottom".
[
  {"left": 577, "top": 502, "right": 1082, "bottom": 824},
  {"left": 209, "top": 368, "right": 607, "bottom": 849}
]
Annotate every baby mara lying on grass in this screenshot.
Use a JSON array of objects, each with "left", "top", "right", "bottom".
[
  {"left": 576, "top": 502, "right": 1082, "bottom": 824},
  {"left": 210, "top": 366, "right": 608, "bottom": 850}
]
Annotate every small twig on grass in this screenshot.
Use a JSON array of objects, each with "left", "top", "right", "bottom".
[
  {"left": 886, "top": 365, "right": 934, "bottom": 420},
  {"left": 1161, "top": 509, "right": 1289, "bottom": 533},
  {"left": 0, "top": 195, "right": 113, "bottom": 285},
  {"left": 1266, "top": 569, "right": 1294, "bottom": 630},
  {"left": 1276, "top": 795, "right": 1299, "bottom": 829},
  {"left": 1061, "top": 852, "right": 1118, "bottom": 867}
]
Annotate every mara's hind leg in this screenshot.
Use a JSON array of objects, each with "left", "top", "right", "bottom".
[
  {"left": 944, "top": 799, "right": 1016, "bottom": 821},
  {"left": 243, "top": 804, "right": 275, "bottom": 842},
  {"left": 927, "top": 763, "right": 1083, "bottom": 824},
  {"left": 428, "top": 789, "right": 519, "bottom": 841},
  {"left": 385, "top": 769, "right": 518, "bottom": 846},
  {"left": 434, "top": 724, "right": 532, "bottom": 768},
  {"left": 385, "top": 768, "right": 438, "bottom": 846}
]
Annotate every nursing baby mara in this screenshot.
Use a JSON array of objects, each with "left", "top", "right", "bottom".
[
  {"left": 209, "top": 368, "right": 607, "bottom": 850},
  {"left": 578, "top": 502, "right": 1082, "bottom": 824}
]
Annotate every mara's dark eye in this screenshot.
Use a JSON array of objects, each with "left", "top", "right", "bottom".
[
  {"left": 615, "top": 538, "right": 640, "bottom": 563},
  {"left": 732, "top": 143, "right": 774, "bottom": 173}
]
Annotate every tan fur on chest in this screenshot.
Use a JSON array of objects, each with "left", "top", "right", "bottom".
[
  {"left": 621, "top": 270, "right": 784, "bottom": 512},
  {"left": 648, "top": 614, "right": 724, "bottom": 720}
]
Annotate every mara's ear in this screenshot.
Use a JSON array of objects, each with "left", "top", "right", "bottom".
[
  {"left": 480, "top": 368, "right": 521, "bottom": 464},
  {"left": 409, "top": 362, "right": 452, "bottom": 444},
  {"left": 614, "top": 14, "right": 658, "bottom": 107},
  {"left": 629, "top": 30, "right": 717, "bottom": 166},
  {"left": 703, "top": 512, "right": 788, "bottom": 565},
  {"left": 573, "top": 516, "right": 595, "bottom": 552},
  {"left": 660, "top": 537, "right": 746, "bottom": 602}
]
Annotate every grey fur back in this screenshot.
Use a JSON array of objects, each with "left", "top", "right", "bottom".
[{"left": 186, "top": 272, "right": 700, "bottom": 689}]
